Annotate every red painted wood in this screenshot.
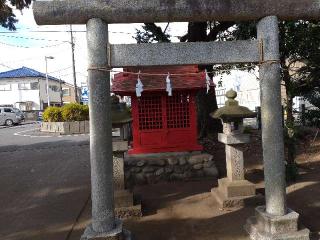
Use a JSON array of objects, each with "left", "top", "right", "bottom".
[
  {"left": 129, "top": 91, "right": 203, "bottom": 155},
  {"left": 112, "top": 65, "right": 205, "bottom": 155}
]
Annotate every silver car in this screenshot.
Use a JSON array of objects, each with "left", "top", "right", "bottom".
[{"left": 0, "top": 107, "right": 24, "bottom": 126}]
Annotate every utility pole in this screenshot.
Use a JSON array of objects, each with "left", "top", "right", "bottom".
[
  {"left": 45, "top": 56, "right": 54, "bottom": 108},
  {"left": 70, "top": 25, "right": 79, "bottom": 103},
  {"left": 59, "top": 72, "right": 63, "bottom": 106}
]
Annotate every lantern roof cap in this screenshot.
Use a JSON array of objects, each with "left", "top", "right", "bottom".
[
  {"left": 210, "top": 89, "right": 256, "bottom": 120},
  {"left": 111, "top": 95, "right": 132, "bottom": 126}
]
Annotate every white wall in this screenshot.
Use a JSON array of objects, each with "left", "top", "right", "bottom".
[
  {"left": 39, "top": 79, "right": 62, "bottom": 105},
  {"left": 0, "top": 77, "right": 63, "bottom": 110},
  {"left": 215, "top": 70, "right": 260, "bottom": 111},
  {"left": 0, "top": 78, "right": 41, "bottom": 110}
]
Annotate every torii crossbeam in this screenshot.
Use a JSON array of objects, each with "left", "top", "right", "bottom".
[
  {"left": 33, "top": 1, "right": 319, "bottom": 240},
  {"left": 34, "top": 0, "right": 320, "bottom": 24}
]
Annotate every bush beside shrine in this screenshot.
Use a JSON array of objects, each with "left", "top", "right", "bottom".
[
  {"left": 41, "top": 103, "right": 89, "bottom": 134},
  {"left": 43, "top": 106, "right": 63, "bottom": 122}
]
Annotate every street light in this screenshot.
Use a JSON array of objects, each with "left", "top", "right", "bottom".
[{"left": 45, "top": 56, "right": 54, "bottom": 108}]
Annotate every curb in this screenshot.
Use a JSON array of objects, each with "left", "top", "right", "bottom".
[{"left": 0, "top": 121, "right": 38, "bottom": 129}]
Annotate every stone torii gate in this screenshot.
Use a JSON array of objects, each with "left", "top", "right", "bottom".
[{"left": 33, "top": 1, "right": 320, "bottom": 239}]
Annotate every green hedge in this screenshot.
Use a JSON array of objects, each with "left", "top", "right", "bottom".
[
  {"left": 43, "top": 103, "right": 89, "bottom": 122},
  {"left": 43, "top": 106, "right": 63, "bottom": 122}
]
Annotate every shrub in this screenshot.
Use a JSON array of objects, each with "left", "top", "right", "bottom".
[
  {"left": 61, "top": 103, "right": 89, "bottom": 122},
  {"left": 81, "top": 105, "right": 89, "bottom": 121},
  {"left": 43, "top": 107, "right": 63, "bottom": 122},
  {"left": 305, "top": 109, "right": 320, "bottom": 128}
]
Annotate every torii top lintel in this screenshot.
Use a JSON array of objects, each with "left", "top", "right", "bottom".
[{"left": 33, "top": 0, "right": 320, "bottom": 25}]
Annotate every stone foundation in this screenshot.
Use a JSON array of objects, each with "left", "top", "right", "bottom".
[
  {"left": 124, "top": 152, "right": 218, "bottom": 186},
  {"left": 81, "top": 219, "right": 132, "bottom": 240},
  {"left": 245, "top": 206, "right": 310, "bottom": 240}
]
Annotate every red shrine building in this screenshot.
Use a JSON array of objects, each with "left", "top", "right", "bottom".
[{"left": 112, "top": 65, "right": 213, "bottom": 155}]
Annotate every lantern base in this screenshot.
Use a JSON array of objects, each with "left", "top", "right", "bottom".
[
  {"left": 211, "top": 178, "right": 261, "bottom": 208},
  {"left": 114, "top": 190, "right": 142, "bottom": 219}
]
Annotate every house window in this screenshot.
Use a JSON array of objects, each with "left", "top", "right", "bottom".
[
  {"left": 0, "top": 84, "right": 11, "bottom": 91},
  {"left": 18, "top": 83, "right": 31, "bottom": 90},
  {"left": 62, "top": 88, "right": 70, "bottom": 96},
  {"left": 49, "top": 85, "right": 59, "bottom": 92},
  {"left": 30, "top": 82, "right": 39, "bottom": 90}
]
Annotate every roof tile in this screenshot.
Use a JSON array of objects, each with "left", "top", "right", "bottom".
[
  {"left": 0, "top": 66, "right": 59, "bottom": 82},
  {"left": 112, "top": 65, "right": 215, "bottom": 94}
]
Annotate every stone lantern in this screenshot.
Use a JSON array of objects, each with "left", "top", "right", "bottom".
[
  {"left": 111, "top": 96, "right": 142, "bottom": 218},
  {"left": 111, "top": 95, "right": 132, "bottom": 141},
  {"left": 210, "top": 89, "right": 257, "bottom": 208}
]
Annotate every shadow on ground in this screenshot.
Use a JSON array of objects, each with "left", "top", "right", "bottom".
[{"left": 0, "top": 142, "right": 91, "bottom": 240}]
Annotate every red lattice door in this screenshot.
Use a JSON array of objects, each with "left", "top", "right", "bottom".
[
  {"left": 136, "top": 95, "right": 166, "bottom": 149},
  {"left": 166, "top": 92, "right": 194, "bottom": 147},
  {"left": 131, "top": 92, "right": 199, "bottom": 154}
]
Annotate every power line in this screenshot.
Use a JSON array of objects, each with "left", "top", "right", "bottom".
[
  {"left": 48, "top": 66, "right": 73, "bottom": 74},
  {"left": 0, "top": 30, "right": 86, "bottom": 34},
  {"left": 0, "top": 63, "right": 14, "bottom": 70},
  {"left": 0, "top": 30, "right": 182, "bottom": 37},
  {"left": 76, "top": 72, "right": 88, "bottom": 77},
  {"left": 0, "top": 34, "right": 70, "bottom": 43},
  {"left": 0, "top": 41, "right": 68, "bottom": 48}
]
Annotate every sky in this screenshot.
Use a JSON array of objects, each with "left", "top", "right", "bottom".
[
  {"left": 0, "top": 3, "right": 259, "bottom": 104},
  {"left": 0, "top": 4, "right": 188, "bottom": 86}
]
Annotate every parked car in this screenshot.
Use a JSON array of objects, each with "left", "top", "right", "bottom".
[{"left": 0, "top": 107, "right": 24, "bottom": 126}]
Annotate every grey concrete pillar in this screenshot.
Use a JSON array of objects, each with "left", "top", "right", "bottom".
[
  {"left": 257, "top": 16, "right": 287, "bottom": 216},
  {"left": 87, "top": 18, "right": 115, "bottom": 232}
]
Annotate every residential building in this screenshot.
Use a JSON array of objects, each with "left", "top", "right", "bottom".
[
  {"left": 215, "top": 70, "right": 260, "bottom": 111},
  {"left": 0, "top": 67, "right": 78, "bottom": 110},
  {"left": 62, "top": 82, "right": 80, "bottom": 104}
]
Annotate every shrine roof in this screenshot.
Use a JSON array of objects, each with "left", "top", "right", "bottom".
[{"left": 112, "top": 65, "right": 215, "bottom": 95}]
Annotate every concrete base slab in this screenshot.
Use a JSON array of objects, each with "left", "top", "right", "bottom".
[
  {"left": 81, "top": 219, "right": 132, "bottom": 240},
  {"left": 245, "top": 206, "right": 310, "bottom": 240}
]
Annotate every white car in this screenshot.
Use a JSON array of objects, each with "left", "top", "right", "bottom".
[{"left": 0, "top": 107, "right": 24, "bottom": 126}]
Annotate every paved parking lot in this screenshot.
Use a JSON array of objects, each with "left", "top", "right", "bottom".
[{"left": 0, "top": 124, "right": 91, "bottom": 240}]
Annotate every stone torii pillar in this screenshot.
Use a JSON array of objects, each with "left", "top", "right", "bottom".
[
  {"left": 245, "top": 16, "right": 310, "bottom": 240},
  {"left": 32, "top": 1, "right": 320, "bottom": 239},
  {"left": 82, "top": 18, "right": 127, "bottom": 240}
]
